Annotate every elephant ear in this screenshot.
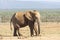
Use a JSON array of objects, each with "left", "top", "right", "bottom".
[{"left": 25, "top": 11, "right": 33, "bottom": 21}]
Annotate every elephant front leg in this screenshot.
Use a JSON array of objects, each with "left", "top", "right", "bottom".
[
  {"left": 34, "top": 21, "right": 38, "bottom": 36},
  {"left": 29, "top": 26, "right": 34, "bottom": 36},
  {"left": 29, "top": 22, "right": 34, "bottom": 36},
  {"left": 34, "top": 26, "right": 38, "bottom": 36}
]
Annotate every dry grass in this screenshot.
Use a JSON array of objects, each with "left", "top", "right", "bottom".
[{"left": 0, "top": 22, "right": 60, "bottom": 40}]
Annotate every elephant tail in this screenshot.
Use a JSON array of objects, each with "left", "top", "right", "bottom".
[{"left": 10, "top": 18, "right": 12, "bottom": 31}]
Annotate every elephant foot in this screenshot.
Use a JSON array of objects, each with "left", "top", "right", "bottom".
[
  {"left": 31, "top": 35, "right": 33, "bottom": 37},
  {"left": 13, "top": 34, "right": 18, "bottom": 36},
  {"left": 31, "top": 35, "right": 34, "bottom": 37},
  {"left": 18, "top": 33, "right": 23, "bottom": 36},
  {"left": 13, "top": 33, "right": 18, "bottom": 36}
]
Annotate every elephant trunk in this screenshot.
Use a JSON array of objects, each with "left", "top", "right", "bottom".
[{"left": 37, "top": 18, "right": 40, "bottom": 34}]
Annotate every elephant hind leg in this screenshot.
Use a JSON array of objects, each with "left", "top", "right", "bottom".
[
  {"left": 17, "top": 28, "right": 22, "bottom": 36},
  {"left": 13, "top": 23, "right": 19, "bottom": 36},
  {"left": 13, "top": 28, "right": 18, "bottom": 36},
  {"left": 13, "top": 26, "right": 22, "bottom": 36}
]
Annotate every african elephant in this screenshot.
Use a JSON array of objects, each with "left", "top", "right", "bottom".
[{"left": 10, "top": 10, "right": 40, "bottom": 36}]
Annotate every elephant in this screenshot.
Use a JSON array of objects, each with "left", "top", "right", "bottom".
[{"left": 10, "top": 10, "right": 40, "bottom": 37}]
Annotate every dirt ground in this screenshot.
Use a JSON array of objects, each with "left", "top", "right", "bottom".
[{"left": 0, "top": 22, "right": 60, "bottom": 40}]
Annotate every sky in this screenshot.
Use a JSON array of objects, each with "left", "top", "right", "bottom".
[
  {"left": 1, "top": 0, "right": 60, "bottom": 2},
  {"left": 0, "top": 0, "right": 60, "bottom": 9},
  {"left": 16, "top": 0, "right": 60, "bottom": 2}
]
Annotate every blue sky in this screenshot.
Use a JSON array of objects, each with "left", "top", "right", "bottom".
[{"left": 0, "top": 0, "right": 60, "bottom": 9}]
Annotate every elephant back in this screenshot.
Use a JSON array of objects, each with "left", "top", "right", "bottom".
[{"left": 15, "top": 12, "right": 25, "bottom": 24}]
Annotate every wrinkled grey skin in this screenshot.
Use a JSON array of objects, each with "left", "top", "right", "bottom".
[{"left": 10, "top": 10, "right": 40, "bottom": 37}]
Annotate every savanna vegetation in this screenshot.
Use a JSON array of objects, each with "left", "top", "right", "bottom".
[{"left": 0, "top": 9, "right": 60, "bottom": 23}]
